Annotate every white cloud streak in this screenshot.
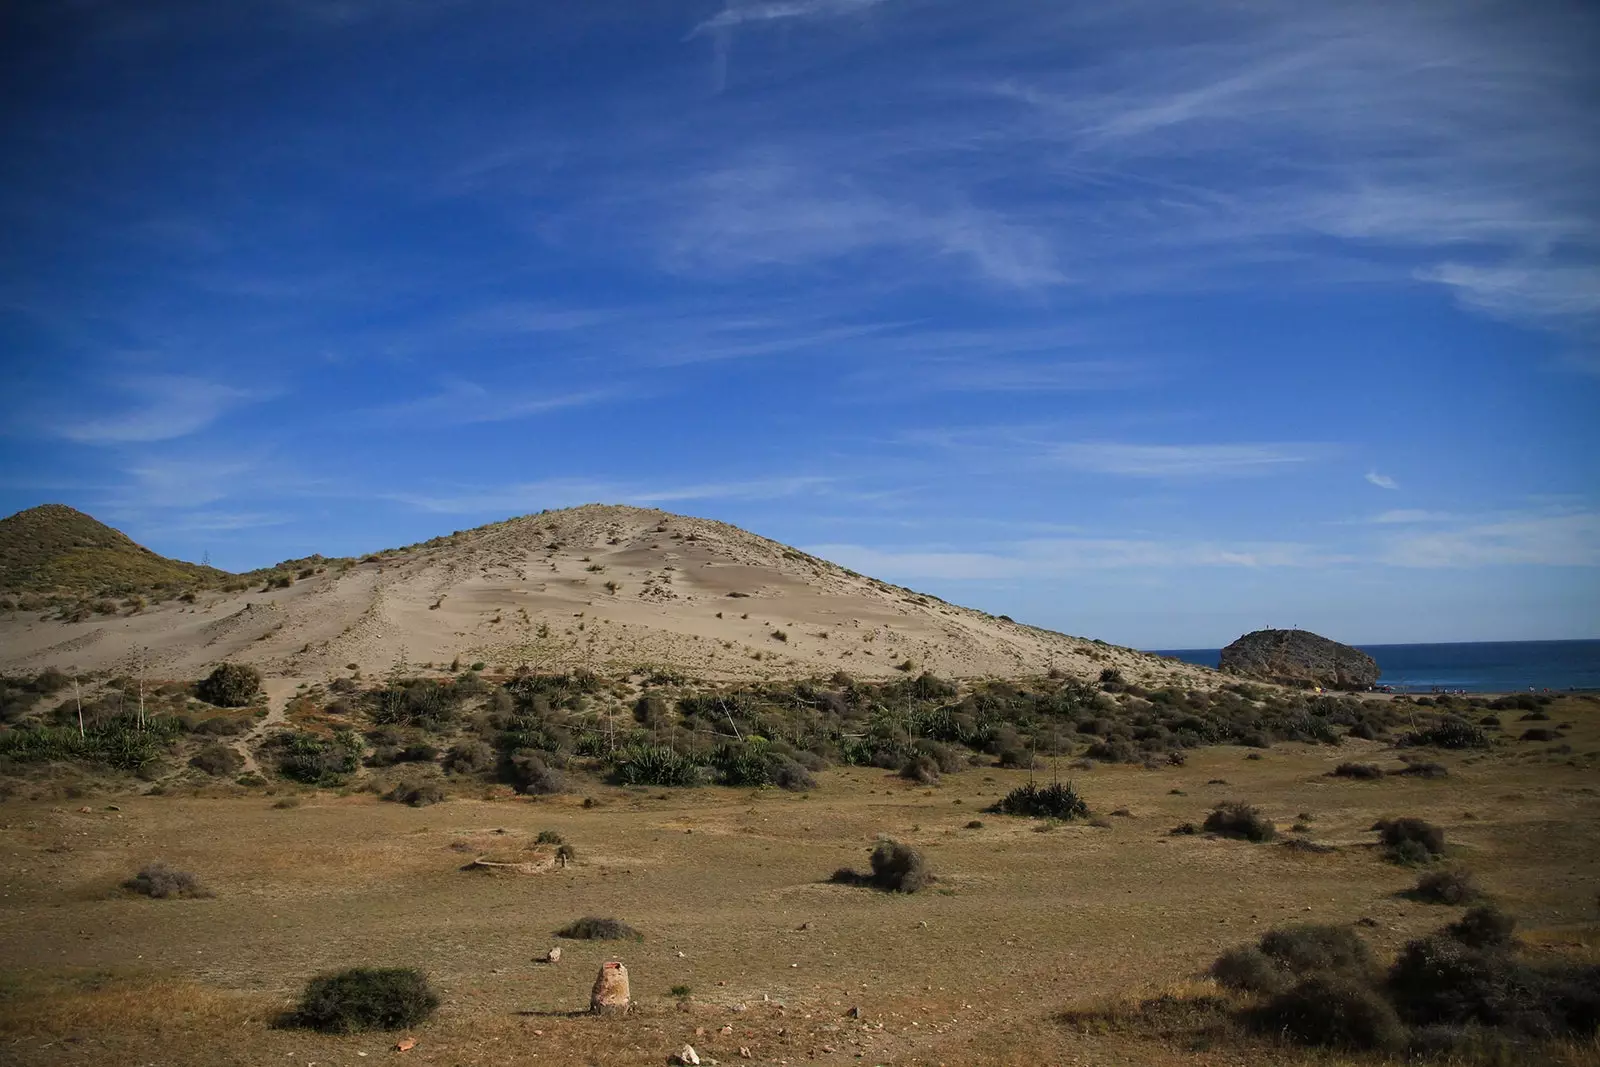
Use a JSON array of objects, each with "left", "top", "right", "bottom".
[
  {"left": 1365, "top": 471, "right": 1399, "bottom": 490},
  {"left": 1049, "top": 442, "right": 1318, "bottom": 478},
  {"left": 365, "top": 380, "right": 620, "bottom": 426},
  {"left": 56, "top": 376, "right": 266, "bottom": 444},
  {"left": 1379, "top": 511, "right": 1600, "bottom": 568},
  {"left": 386, "top": 475, "right": 833, "bottom": 515},
  {"left": 688, "top": 0, "right": 889, "bottom": 38}
]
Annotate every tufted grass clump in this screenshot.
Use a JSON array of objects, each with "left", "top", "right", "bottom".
[
  {"left": 1202, "top": 801, "right": 1276, "bottom": 842},
  {"left": 989, "top": 781, "right": 1087, "bottom": 820}
]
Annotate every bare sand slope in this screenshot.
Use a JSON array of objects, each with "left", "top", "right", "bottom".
[{"left": 0, "top": 504, "right": 1215, "bottom": 688}]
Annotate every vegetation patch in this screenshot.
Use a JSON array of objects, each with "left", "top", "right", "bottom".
[
  {"left": 1403, "top": 868, "right": 1483, "bottom": 905},
  {"left": 196, "top": 664, "right": 262, "bottom": 708},
  {"left": 292, "top": 967, "right": 439, "bottom": 1033},
  {"left": 383, "top": 781, "right": 446, "bottom": 807},
  {"left": 1202, "top": 802, "right": 1277, "bottom": 842},
  {"left": 556, "top": 917, "right": 643, "bottom": 941},
  {"left": 1330, "top": 761, "right": 1384, "bottom": 780},
  {"left": 123, "top": 863, "right": 211, "bottom": 899},
  {"left": 989, "top": 781, "right": 1088, "bottom": 820},
  {"left": 831, "top": 838, "right": 932, "bottom": 893},
  {"left": 1374, "top": 817, "right": 1446, "bottom": 865}
]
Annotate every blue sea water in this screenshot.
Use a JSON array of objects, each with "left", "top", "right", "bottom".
[{"left": 1148, "top": 639, "right": 1600, "bottom": 693}]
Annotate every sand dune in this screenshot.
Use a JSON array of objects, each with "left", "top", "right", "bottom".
[{"left": 0, "top": 504, "right": 1215, "bottom": 689}]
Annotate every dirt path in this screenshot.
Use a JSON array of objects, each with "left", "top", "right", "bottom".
[{"left": 232, "top": 676, "right": 300, "bottom": 774}]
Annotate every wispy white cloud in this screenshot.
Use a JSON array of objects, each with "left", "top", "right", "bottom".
[
  {"left": 1049, "top": 442, "right": 1319, "bottom": 478},
  {"left": 1365, "top": 471, "right": 1399, "bottom": 490},
  {"left": 1419, "top": 263, "right": 1600, "bottom": 331},
  {"left": 662, "top": 158, "right": 1063, "bottom": 288},
  {"left": 54, "top": 376, "right": 267, "bottom": 445},
  {"left": 688, "top": 0, "right": 889, "bottom": 38},
  {"left": 807, "top": 537, "right": 1347, "bottom": 579},
  {"left": 113, "top": 457, "right": 261, "bottom": 510},
  {"left": 1378, "top": 511, "right": 1600, "bottom": 568},
  {"left": 366, "top": 380, "right": 621, "bottom": 426},
  {"left": 386, "top": 475, "right": 833, "bottom": 515},
  {"left": 1367, "top": 509, "right": 1456, "bottom": 525}
]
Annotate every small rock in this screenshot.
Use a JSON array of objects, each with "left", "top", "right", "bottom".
[
  {"left": 846, "top": 1006, "right": 862, "bottom": 1019},
  {"left": 797, "top": 922, "right": 811, "bottom": 931},
  {"left": 739, "top": 1048, "right": 752, "bottom": 1059},
  {"left": 394, "top": 1037, "right": 416, "bottom": 1052},
  {"left": 677, "top": 950, "right": 686, "bottom": 958},
  {"left": 675, "top": 1045, "right": 701, "bottom": 1065},
  {"left": 545, "top": 946, "right": 561, "bottom": 964},
  {"left": 719, "top": 1024, "right": 733, "bottom": 1035}
]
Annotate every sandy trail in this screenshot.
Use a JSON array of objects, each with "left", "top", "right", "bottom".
[{"left": 232, "top": 676, "right": 298, "bottom": 774}]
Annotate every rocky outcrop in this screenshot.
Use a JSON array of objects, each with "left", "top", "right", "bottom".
[{"left": 1218, "top": 629, "right": 1379, "bottom": 690}]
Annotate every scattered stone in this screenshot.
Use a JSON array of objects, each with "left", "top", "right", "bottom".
[
  {"left": 719, "top": 1024, "right": 733, "bottom": 1035},
  {"left": 544, "top": 946, "right": 561, "bottom": 964},
  {"left": 797, "top": 921, "right": 812, "bottom": 931},
  {"left": 847, "top": 1006, "right": 862, "bottom": 1019},
  {"left": 394, "top": 1036, "right": 416, "bottom": 1052},
  {"left": 739, "top": 1048, "right": 752, "bottom": 1059},
  {"left": 590, "top": 961, "right": 630, "bottom": 1016},
  {"left": 674, "top": 1045, "right": 701, "bottom": 1065}
]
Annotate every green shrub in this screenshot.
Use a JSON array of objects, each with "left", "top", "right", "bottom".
[
  {"left": 270, "top": 730, "right": 361, "bottom": 785},
  {"left": 1374, "top": 817, "right": 1445, "bottom": 862},
  {"left": 613, "top": 745, "right": 701, "bottom": 787},
  {"left": 507, "top": 753, "right": 565, "bottom": 795},
  {"left": 1203, "top": 802, "right": 1276, "bottom": 842},
  {"left": 123, "top": 863, "right": 211, "bottom": 899},
  {"left": 1405, "top": 868, "right": 1482, "bottom": 905},
  {"left": 189, "top": 743, "right": 243, "bottom": 777},
  {"left": 771, "top": 756, "right": 816, "bottom": 791},
  {"left": 1211, "top": 947, "right": 1284, "bottom": 993},
  {"left": 535, "top": 829, "right": 565, "bottom": 845},
  {"left": 1258, "top": 925, "right": 1376, "bottom": 981},
  {"left": 989, "top": 781, "right": 1088, "bottom": 820},
  {"left": 556, "top": 916, "right": 642, "bottom": 941},
  {"left": 294, "top": 967, "right": 439, "bottom": 1032},
  {"left": 1250, "top": 975, "right": 1406, "bottom": 1051},
  {"left": 196, "top": 664, "right": 261, "bottom": 708},
  {"left": 384, "top": 781, "right": 446, "bottom": 807},
  {"left": 870, "top": 838, "right": 930, "bottom": 893},
  {"left": 1446, "top": 904, "right": 1516, "bottom": 949},
  {"left": 1402, "top": 718, "right": 1488, "bottom": 749}
]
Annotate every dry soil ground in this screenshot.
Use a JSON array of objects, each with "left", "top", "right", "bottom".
[{"left": 3, "top": 697, "right": 1598, "bottom": 1067}]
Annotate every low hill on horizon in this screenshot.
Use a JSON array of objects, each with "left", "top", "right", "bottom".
[
  {"left": 0, "top": 502, "right": 1216, "bottom": 688},
  {"left": 0, "top": 504, "right": 227, "bottom": 595}
]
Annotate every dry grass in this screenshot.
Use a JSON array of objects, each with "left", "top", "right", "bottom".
[{"left": 0, "top": 694, "right": 1597, "bottom": 1066}]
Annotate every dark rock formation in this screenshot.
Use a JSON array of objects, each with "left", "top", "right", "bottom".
[{"left": 1219, "top": 629, "right": 1379, "bottom": 690}]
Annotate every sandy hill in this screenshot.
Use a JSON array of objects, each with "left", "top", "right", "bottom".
[
  {"left": 0, "top": 504, "right": 225, "bottom": 594},
  {"left": 0, "top": 503, "right": 1215, "bottom": 688}
]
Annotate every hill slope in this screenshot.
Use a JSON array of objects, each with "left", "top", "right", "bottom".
[
  {"left": 0, "top": 503, "right": 1215, "bottom": 687},
  {"left": 0, "top": 504, "right": 225, "bottom": 594}
]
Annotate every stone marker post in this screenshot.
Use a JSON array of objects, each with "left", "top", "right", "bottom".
[{"left": 591, "top": 960, "right": 630, "bottom": 1015}]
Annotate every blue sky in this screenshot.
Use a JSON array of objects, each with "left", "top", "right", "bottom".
[{"left": 2, "top": 0, "right": 1597, "bottom": 648}]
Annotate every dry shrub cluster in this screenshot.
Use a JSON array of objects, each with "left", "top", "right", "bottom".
[{"left": 123, "top": 863, "right": 211, "bottom": 899}]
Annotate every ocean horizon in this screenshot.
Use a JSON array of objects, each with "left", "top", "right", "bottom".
[{"left": 1146, "top": 638, "right": 1600, "bottom": 693}]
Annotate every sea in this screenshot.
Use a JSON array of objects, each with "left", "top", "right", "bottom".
[{"left": 1147, "top": 639, "right": 1600, "bottom": 694}]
